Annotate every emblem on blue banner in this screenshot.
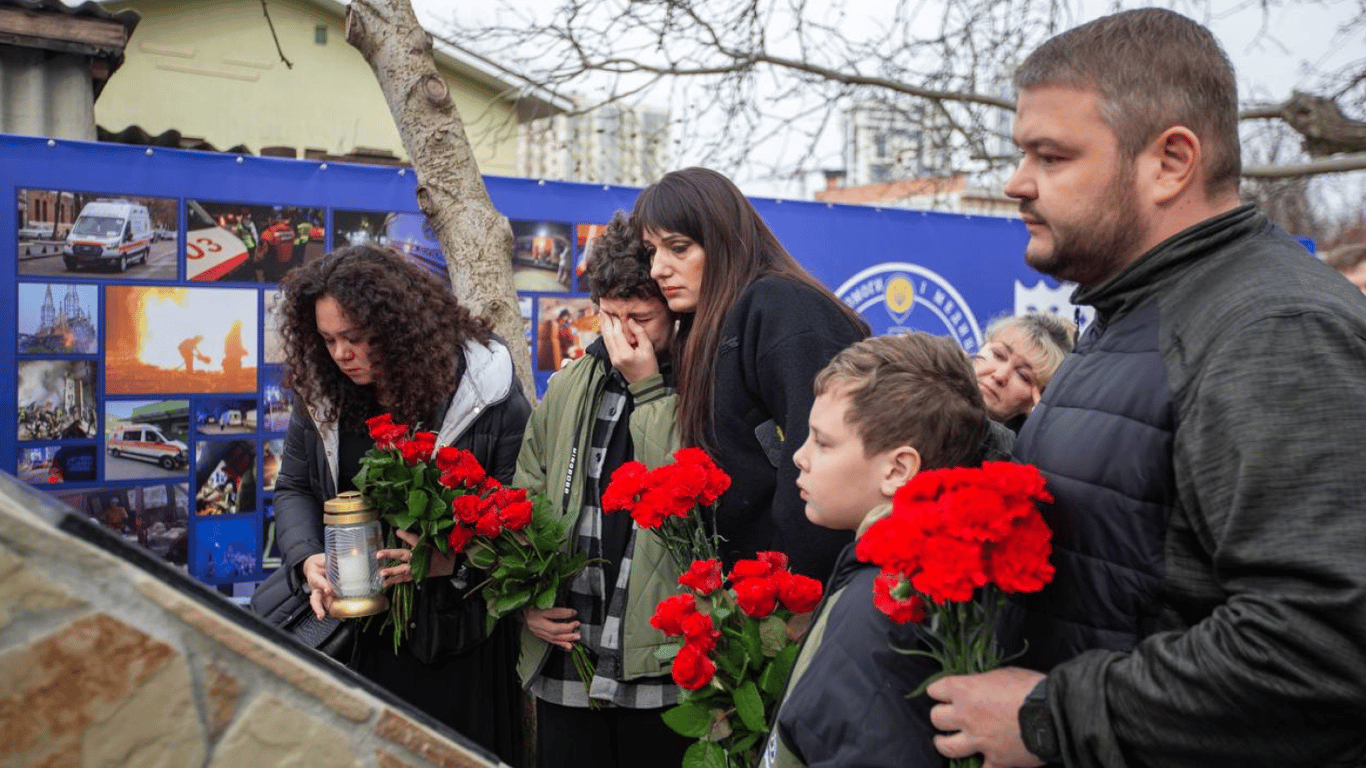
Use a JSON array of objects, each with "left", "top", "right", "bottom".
[{"left": 836, "top": 262, "right": 982, "bottom": 352}]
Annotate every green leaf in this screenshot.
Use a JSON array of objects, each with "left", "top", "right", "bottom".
[
  {"left": 740, "top": 618, "right": 763, "bottom": 670},
  {"left": 533, "top": 586, "right": 558, "bottom": 610},
  {"left": 467, "top": 544, "right": 497, "bottom": 570},
  {"left": 392, "top": 512, "right": 417, "bottom": 531},
  {"left": 493, "top": 589, "right": 532, "bottom": 616},
  {"left": 757, "top": 642, "right": 801, "bottom": 701},
  {"left": 409, "top": 540, "right": 431, "bottom": 582},
  {"left": 732, "top": 680, "right": 767, "bottom": 733},
  {"left": 758, "top": 615, "right": 790, "bottom": 656},
  {"left": 661, "top": 702, "right": 714, "bottom": 738},
  {"left": 427, "top": 491, "right": 447, "bottom": 519},
  {"left": 681, "top": 740, "right": 728, "bottom": 768},
  {"left": 406, "top": 488, "right": 426, "bottom": 521},
  {"left": 654, "top": 643, "right": 681, "bottom": 663}
]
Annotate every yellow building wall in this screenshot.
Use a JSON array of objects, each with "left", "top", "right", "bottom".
[{"left": 96, "top": 0, "right": 519, "bottom": 175}]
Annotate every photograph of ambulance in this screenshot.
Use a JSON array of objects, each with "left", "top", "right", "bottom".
[
  {"left": 18, "top": 189, "right": 178, "bottom": 279},
  {"left": 104, "top": 399, "right": 190, "bottom": 480}
]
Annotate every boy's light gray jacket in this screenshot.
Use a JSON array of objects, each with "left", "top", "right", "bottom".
[
  {"left": 1005, "top": 205, "right": 1366, "bottom": 768},
  {"left": 513, "top": 351, "right": 680, "bottom": 686}
]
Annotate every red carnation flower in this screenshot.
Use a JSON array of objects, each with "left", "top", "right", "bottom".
[
  {"left": 601, "top": 461, "right": 649, "bottom": 512},
  {"left": 671, "top": 642, "right": 716, "bottom": 691},
  {"left": 733, "top": 576, "right": 780, "bottom": 618},
  {"left": 872, "top": 571, "right": 927, "bottom": 624},
  {"left": 910, "top": 535, "right": 987, "bottom": 604},
  {"left": 777, "top": 572, "right": 823, "bottom": 613},
  {"left": 678, "top": 559, "right": 724, "bottom": 595},
  {"left": 984, "top": 512, "right": 1055, "bottom": 593},
  {"left": 650, "top": 593, "right": 699, "bottom": 636},
  {"left": 448, "top": 524, "right": 474, "bottom": 553}
]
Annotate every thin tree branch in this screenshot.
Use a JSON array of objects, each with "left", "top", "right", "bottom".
[{"left": 261, "top": 0, "right": 293, "bottom": 70}]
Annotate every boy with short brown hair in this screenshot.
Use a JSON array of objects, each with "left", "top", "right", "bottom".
[{"left": 762, "top": 332, "right": 1009, "bottom": 768}]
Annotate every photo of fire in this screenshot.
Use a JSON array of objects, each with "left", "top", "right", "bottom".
[
  {"left": 18, "top": 359, "right": 97, "bottom": 440},
  {"left": 105, "top": 286, "right": 258, "bottom": 394}
]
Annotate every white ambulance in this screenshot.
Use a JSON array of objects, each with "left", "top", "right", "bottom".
[
  {"left": 63, "top": 199, "right": 154, "bottom": 272},
  {"left": 107, "top": 423, "right": 188, "bottom": 470}
]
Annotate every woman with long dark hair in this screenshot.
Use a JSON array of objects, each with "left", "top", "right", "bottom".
[
  {"left": 633, "top": 167, "right": 870, "bottom": 581},
  {"left": 271, "top": 245, "right": 528, "bottom": 763}
]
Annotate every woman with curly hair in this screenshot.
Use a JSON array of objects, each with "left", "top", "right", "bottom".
[{"left": 271, "top": 244, "right": 529, "bottom": 764}]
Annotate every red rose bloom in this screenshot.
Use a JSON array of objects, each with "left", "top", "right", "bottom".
[
  {"left": 678, "top": 559, "right": 724, "bottom": 595},
  {"left": 756, "top": 551, "right": 790, "bottom": 573},
  {"left": 477, "top": 476, "right": 501, "bottom": 495},
  {"left": 372, "top": 422, "right": 408, "bottom": 451},
  {"left": 448, "top": 524, "right": 474, "bottom": 553},
  {"left": 777, "top": 573, "right": 823, "bottom": 613},
  {"left": 365, "top": 413, "right": 395, "bottom": 440},
  {"left": 452, "top": 493, "right": 487, "bottom": 525},
  {"left": 680, "top": 611, "right": 721, "bottom": 654},
  {"left": 498, "top": 497, "right": 534, "bottom": 531},
  {"left": 400, "top": 431, "right": 438, "bottom": 466},
  {"left": 671, "top": 642, "right": 716, "bottom": 691},
  {"left": 730, "top": 557, "right": 774, "bottom": 581},
  {"left": 732, "top": 576, "right": 780, "bottom": 618},
  {"left": 872, "top": 571, "right": 927, "bottom": 624},
  {"left": 437, "top": 448, "right": 486, "bottom": 489},
  {"left": 475, "top": 511, "right": 503, "bottom": 538},
  {"left": 650, "top": 593, "right": 699, "bottom": 636}
]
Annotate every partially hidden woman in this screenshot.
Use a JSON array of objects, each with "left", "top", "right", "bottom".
[
  {"left": 972, "top": 312, "right": 1076, "bottom": 433},
  {"left": 633, "top": 167, "right": 870, "bottom": 582},
  {"left": 272, "top": 245, "right": 529, "bottom": 764}
]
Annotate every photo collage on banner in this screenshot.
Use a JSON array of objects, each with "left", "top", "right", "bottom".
[{"left": 12, "top": 176, "right": 609, "bottom": 599}]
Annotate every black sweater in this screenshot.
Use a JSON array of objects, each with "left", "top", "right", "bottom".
[{"left": 706, "top": 275, "right": 867, "bottom": 581}]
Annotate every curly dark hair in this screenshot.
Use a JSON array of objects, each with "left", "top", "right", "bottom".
[
  {"left": 276, "top": 244, "right": 492, "bottom": 430},
  {"left": 584, "top": 211, "right": 662, "bottom": 303}
]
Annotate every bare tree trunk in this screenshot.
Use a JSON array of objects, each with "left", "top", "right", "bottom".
[{"left": 345, "top": 0, "right": 533, "bottom": 398}]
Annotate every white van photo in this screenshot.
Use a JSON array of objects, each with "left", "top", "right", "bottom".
[
  {"left": 63, "top": 199, "right": 154, "bottom": 273},
  {"left": 107, "top": 423, "right": 188, "bottom": 470}
]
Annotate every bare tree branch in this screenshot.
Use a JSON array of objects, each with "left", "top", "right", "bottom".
[{"left": 260, "top": 0, "right": 293, "bottom": 70}]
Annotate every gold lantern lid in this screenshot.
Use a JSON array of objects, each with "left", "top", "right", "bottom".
[{"left": 323, "top": 490, "right": 377, "bottom": 525}]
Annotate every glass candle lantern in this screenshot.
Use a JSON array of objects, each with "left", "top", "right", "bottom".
[{"left": 323, "top": 490, "right": 389, "bottom": 618}]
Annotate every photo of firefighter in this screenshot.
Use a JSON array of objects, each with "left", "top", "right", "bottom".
[
  {"left": 536, "top": 297, "right": 599, "bottom": 371},
  {"left": 512, "top": 220, "right": 574, "bottom": 292},
  {"left": 191, "top": 516, "right": 260, "bottom": 584},
  {"left": 332, "top": 208, "right": 451, "bottom": 285},
  {"left": 17, "top": 282, "right": 98, "bottom": 354},
  {"left": 17, "top": 359, "right": 97, "bottom": 440},
  {"left": 105, "top": 286, "right": 258, "bottom": 394},
  {"left": 18, "top": 444, "right": 97, "bottom": 484},
  {"left": 194, "top": 439, "right": 255, "bottom": 516},
  {"left": 17, "top": 188, "right": 178, "bottom": 280},
  {"left": 185, "top": 200, "right": 324, "bottom": 283}
]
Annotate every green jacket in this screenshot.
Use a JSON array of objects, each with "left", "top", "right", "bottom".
[{"left": 513, "top": 349, "right": 681, "bottom": 687}]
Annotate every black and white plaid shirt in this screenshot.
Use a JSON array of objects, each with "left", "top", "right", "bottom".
[{"left": 529, "top": 366, "right": 679, "bottom": 709}]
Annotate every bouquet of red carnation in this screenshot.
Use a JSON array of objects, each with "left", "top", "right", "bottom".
[
  {"left": 601, "top": 447, "right": 730, "bottom": 571},
  {"left": 856, "top": 460, "right": 1055, "bottom": 768},
  {"left": 653, "top": 552, "right": 823, "bottom": 768},
  {"left": 355, "top": 413, "right": 501, "bottom": 650}
]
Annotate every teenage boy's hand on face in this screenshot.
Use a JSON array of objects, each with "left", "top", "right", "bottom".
[
  {"left": 524, "top": 606, "right": 581, "bottom": 650},
  {"left": 601, "top": 313, "right": 659, "bottom": 384},
  {"left": 927, "top": 667, "right": 1046, "bottom": 768}
]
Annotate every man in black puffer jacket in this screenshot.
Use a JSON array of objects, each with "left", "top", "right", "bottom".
[{"left": 926, "top": 9, "right": 1366, "bottom": 768}]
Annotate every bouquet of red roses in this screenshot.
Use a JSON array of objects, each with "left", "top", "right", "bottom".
[
  {"left": 856, "top": 460, "right": 1055, "bottom": 768},
  {"left": 600, "top": 447, "right": 730, "bottom": 571},
  {"left": 652, "top": 552, "right": 823, "bottom": 768},
  {"left": 355, "top": 413, "right": 502, "bottom": 650}
]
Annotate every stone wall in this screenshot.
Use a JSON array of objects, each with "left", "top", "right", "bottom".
[{"left": 0, "top": 472, "right": 503, "bottom": 768}]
